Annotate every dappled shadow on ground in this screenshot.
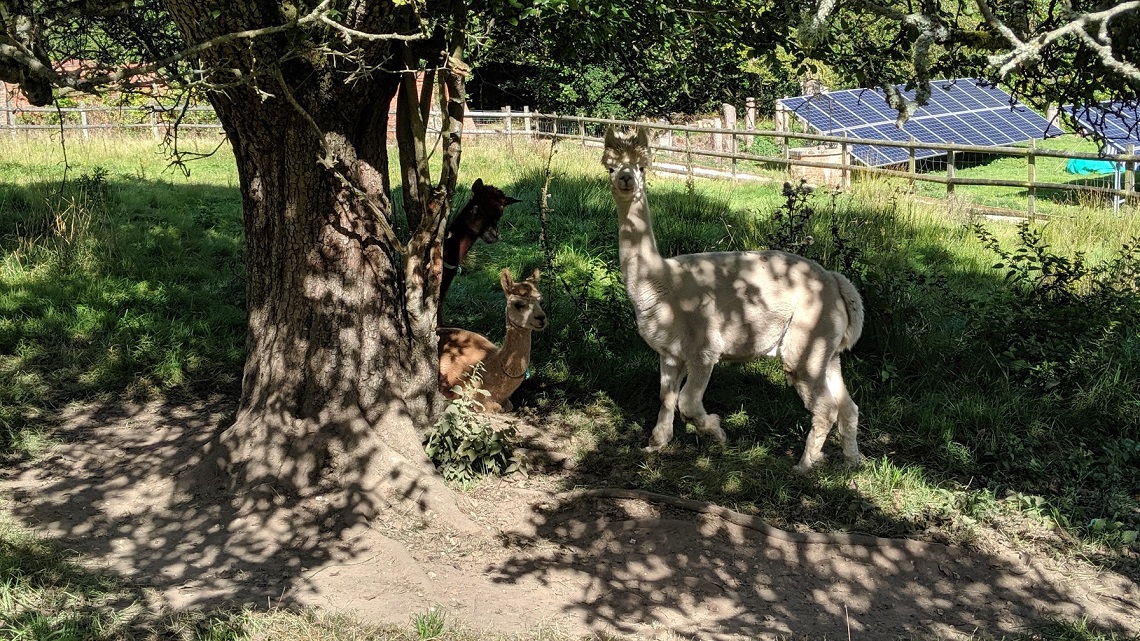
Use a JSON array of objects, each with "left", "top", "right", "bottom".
[
  {"left": 474, "top": 398, "right": 1140, "bottom": 638},
  {"left": 5, "top": 399, "right": 319, "bottom": 608},
  {"left": 4, "top": 396, "right": 1139, "bottom": 639},
  {"left": 4, "top": 393, "right": 485, "bottom": 617}
]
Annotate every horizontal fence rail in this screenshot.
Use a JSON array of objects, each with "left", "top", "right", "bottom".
[{"left": 3, "top": 104, "right": 1136, "bottom": 217}]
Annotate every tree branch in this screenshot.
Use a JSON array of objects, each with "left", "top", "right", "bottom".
[
  {"left": 2, "top": 0, "right": 427, "bottom": 103},
  {"left": 318, "top": 15, "right": 427, "bottom": 42},
  {"left": 979, "top": 0, "right": 1140, "bottom": 81}
]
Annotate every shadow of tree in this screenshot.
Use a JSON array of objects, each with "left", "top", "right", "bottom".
[{"left": 484, "top": 489, "right": 1138, "bottom": 638}]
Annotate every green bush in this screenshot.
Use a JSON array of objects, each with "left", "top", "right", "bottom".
[{"left": 423, "top": 365, "right": 527, "bottom": 484}]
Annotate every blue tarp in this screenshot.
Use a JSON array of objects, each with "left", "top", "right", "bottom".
[{"left": 1066, "top": 158, "right": 1120, "bottom": 175}]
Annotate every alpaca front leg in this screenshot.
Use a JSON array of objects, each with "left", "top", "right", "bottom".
[
  {"left": 677, "top": 363, "right": 726, "bottom": 445},
  {"left": 646, "top": 355, "right": 684, "bottom": 452}
]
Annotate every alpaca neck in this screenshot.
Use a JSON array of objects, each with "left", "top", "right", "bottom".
[
  {"left": 616, "top": 194, "right": 666, "bottom": 300},
  {"left": 443, "top": 224, "right": 478, "bottom": 267},
  {"left": 491, "top": 324, "right": 532, "bottom": 378}
]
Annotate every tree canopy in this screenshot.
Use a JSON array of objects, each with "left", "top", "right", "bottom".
[{"left": 469, "top": 0, "right": 1140, "bottom": 120}]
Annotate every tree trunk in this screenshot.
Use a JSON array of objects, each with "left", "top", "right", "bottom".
[{"left": 162, "top": 1, "right": 474, "bottom": 532}]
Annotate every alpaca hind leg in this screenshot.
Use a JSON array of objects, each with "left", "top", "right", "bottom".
[
  {"left": 677, "top": 362, "right": 726, "bottom": 444},
  {"left": 791, "top": 374, "right": 839, "bottom": 474},
  {"left": 646, "top": 354, "right": 685, "bottom": 452},
  {"left": 828, "top": 357, "right": 863, "bottom": 466}
]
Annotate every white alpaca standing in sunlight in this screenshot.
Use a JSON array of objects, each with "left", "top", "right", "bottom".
[{"left": 602, "top": 126, "right": 865, "bottom": 472}]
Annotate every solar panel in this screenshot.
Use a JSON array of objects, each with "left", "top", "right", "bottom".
[
  {"left": 1063, "top": 102, "right": 1140, "bottom": 154},
  {"left": 777, "top": 78, "right": 1062, "bottom": 167}
]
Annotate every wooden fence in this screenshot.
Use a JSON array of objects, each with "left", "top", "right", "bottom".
[{"left": 5, "top": 104, "right": 1138, "bottom": 217}]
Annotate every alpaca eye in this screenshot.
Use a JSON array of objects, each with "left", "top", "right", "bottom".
[
  {"left": 637, "top": 166, "right": 645, "bottom": 172},
  {"left": 608, "top": 168, "right": 615, "bottom": 174},
  {"left": 513, "top": 301, "right": 526, "bottom": 309}
]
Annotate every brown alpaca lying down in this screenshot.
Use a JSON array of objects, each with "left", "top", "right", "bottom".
[{"left": 437, "top": 268, "right": 546, "bottom": 412}]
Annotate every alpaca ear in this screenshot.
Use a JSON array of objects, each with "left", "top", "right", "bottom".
[
  {"left": 500, "top": 268, "right": 514, "bottom": 291},
  {"left": 529, "top": 268, "right": 541, "bottom": 283},
  {"left": 604, "top": 126, "right": 620, "bottom": 149},
  {"left": 504, "top": 195, "right": 522, "bottom": 205},
  {"left": 635, "top": 127, "right": 650, "bottom": 149},
  {"left": 473, "top": 178, "right": 484, "bottom": 192}
]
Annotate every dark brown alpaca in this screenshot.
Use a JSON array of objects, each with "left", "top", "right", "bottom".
[{"left": 438, "top": 179, "right": 521, "bottom": 320}]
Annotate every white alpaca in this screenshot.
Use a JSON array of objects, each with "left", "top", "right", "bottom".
[{"left": 602, "top": 127, "right": 865, "bottom": 472}]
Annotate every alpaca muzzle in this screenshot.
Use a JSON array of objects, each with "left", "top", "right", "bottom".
[{"left": 481, "top": 226, "right": 501, "bottom": 244}]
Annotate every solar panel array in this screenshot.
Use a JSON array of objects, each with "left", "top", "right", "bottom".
[
  {"left": 1063, "top": 102, "right": 1140, "bottom": 154},
  {"left": 777, "top": 79, "right": 1062, "bottom": 167}
]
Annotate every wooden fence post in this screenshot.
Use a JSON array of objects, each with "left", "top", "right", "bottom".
[
  {"left": 840, "top": 132, "right": 850, "bottom": 188},
  {"left": 80, "top": 104, "right": 90, "bottom": 139},
  {"left": 502, "top": 106, "right": 512, "bottom": 134},
  {"left": 947, "top": 150, "right": 956, "bottom": 198},
  {"left": 1127, "top": 144, "right": 1136, "bottom": 198},
  {"left": 723, "top": 103, "right": 737, "bottom": 178},
  {"left": 731, "top": 127, "right": 738, "bottom": 180},
  {"left": 522, "top": 105, "right": 531, "bottom": 135},
  {"left": 1027, "top": 139, "right": 1037, "bottom": 219},
  {"left": 774, "top": 103, "right": 789, "bottom": 147},
  {"left": 578, "top": 119, "right": 586, "bottom": 147},
  {"left": 908, "top": 136, "right": 916, "bottom": 193},
  {"left": 685, "top": 128, "right": 694, "bottom": 184},
  {"left": 745, "top": 97, "right": 756, "bottom": 130}
]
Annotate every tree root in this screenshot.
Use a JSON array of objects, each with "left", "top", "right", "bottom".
[{"left": 562, "top": 487, "right": 934, "bottom": 551}]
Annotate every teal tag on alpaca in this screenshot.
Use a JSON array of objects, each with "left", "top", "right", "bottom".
[{"left": 525, "top": 367, "right": 532, "bottom": 380}]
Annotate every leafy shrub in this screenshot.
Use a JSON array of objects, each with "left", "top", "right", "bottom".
[
  {"left": 972, "top": 222, "right": 1140, "bottom": 397},
  {"left": 746, "top": 135, "right": 781, "bottom": 158},
  {"left": 423, "top": 364, "right": 527, "bottom": 483},
  {"left": 763, "top": 182, "right": 818, "bottom": 257}
]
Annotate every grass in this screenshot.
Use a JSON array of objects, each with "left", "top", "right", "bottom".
[
  {"left": 0, "top": 133, "right": 1138, "bottom": 639},
  {"left": 0, "top": 136, "right": 245, "bottom": 454},
  {"left": 910, "top": 134, "right": 1131, "bottom": 215}
]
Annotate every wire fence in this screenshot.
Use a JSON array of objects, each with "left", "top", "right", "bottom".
[{"left": 4, "top": 104, "right": 1137, "bottom": 218}]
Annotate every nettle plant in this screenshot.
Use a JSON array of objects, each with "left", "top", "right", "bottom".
[{"left": 423, "top": 363, "right": 527, "bottom": 484}]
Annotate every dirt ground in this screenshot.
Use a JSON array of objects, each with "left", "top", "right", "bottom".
[{"left": 2, "top": 398, "right": 1138, "bottom": 640}]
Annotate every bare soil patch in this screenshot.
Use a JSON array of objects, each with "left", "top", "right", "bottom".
[{"left": 2, "top": 399, "right": 1138, "bottom": 639}]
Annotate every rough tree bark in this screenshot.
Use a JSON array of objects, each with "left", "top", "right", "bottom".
[{"left": 160, "top": 1, "right": 474, "bottom": 530}]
